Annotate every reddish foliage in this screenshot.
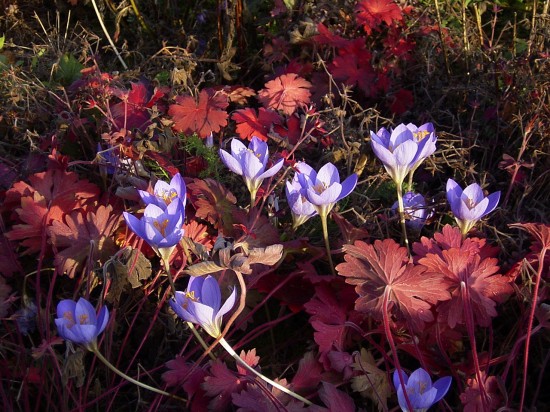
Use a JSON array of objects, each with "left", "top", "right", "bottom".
[
  {"left": 215, "top": 85, "right": 256, "bottom": 105},
  {"left": 169, "top": 89, "right": 229, "bottom": 138},
  {"left": 313, "top": 23, "right": 348, "bottom": 48},
  {"left": 232, "top": 107, "right": 282, "bottom": 142},
  {"left": 258, "top": 73, "right": 312, "bottom": 116},
  {"left": 203, "top": 360, "right": 245, "bottom": 410},
  {"left": 460, "top": 372, "right": 503, "bottom": 412},
  {"left": 236, "top": 349, "right": 260, "bottom": 376},
  {"left": 355, "top": 0, "right": 403, "bottom": 34},
  {"left": 313, "top": 382, "right": 357, "bottom": 412},
  {"left": 337, "top": 239, "right": 451, "bottom": 331},
  {"left": 419, "top": 249, "right": 513, "bottom": 328},
  {"left": 290, "top": 352, "right": 323, "bottom": 394},
  {"left": 388, "top": 88, "right": 414, "bottom": 115},
  {"left": 48, "top": 205, "right": 120, "bottom": 278}
]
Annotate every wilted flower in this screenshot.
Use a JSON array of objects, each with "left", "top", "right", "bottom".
[
  {"left": 285, "top": 162, "right": 318, "bottom": 228},
  {"left": 370, "top": 123, "right": 437, "bottom": 186},
  {"left": 170, "top": 275, "right": 236, "bottom": 338},
  {"left": 138, "top": 173, "right": 186, "bottom": 210},
  {"left": 55, "top": 298, "right": 109, "bottom": 348},
  {"left": 123, "top": 199, "right": 185, "bottom": 252},
  {"left": 219, "top": 137, "right": 284, "bottom": 202},
  {"left": 296, "top": 162, "right": 358, "bottom": 218},
  {"left": 446, "top": 178, "right": 500, "bottom": 235},
  {"left": 392, "top": 192, "right": 432, "bottom": 231},
  {"left": 393, "top": 368, "right": 452, "bottom": 412}
]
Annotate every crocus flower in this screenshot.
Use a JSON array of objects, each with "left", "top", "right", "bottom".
[
  {"left": 55, "top": 298, "right": 109, "bottom": 348},
  {"left": 123, "top": 199, "right": 185, "bottom": 252},
  {"left": 285, "top": 162, "right": 318, "bottom": 228},
  {"left": 370, "top": 123, "right": 437, "bottom": 186},
  {"left": 219, "top": 137, "right": 284, "bottom": 201},
  {"left": 170, "top": 275, "right": 237, "bottom": 338},
  {"left": 393, "top": 368, "right": 452, "bottom": 412},
  {"left": 446, "top": 178, "right": 500, "bottom": 235},
  {"left": 296, "top": 162, "right": 358, "bottom": 218},
  {"left": 392, "top": 192, "right": 432, "bottom": 231},
  {"left": 138, "top": 173, "right": 186, "bottom": 210}
]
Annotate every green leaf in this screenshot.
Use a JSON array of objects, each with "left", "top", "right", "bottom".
[
  {"left": 0, "top": 35, "right": 5, "bottom": 50},
  {"left": 54, "top": 53, "right": 83, "bottom": 85}
]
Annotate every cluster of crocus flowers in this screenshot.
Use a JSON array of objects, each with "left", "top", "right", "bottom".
[
  {"left": 286, "top": 161, "right": 358, "bottom": 274},
  {"left": 393, "top": 368, "right": 452, "bottom": 412},
  {"left": 219, "top": 136, "right": 284, "bottom": 206},
  {"left": 446, "top": 178, "right": 500, "bottom": 236},
  {"left": 123, "top": 173, "right": 186, "bottom": 264}
]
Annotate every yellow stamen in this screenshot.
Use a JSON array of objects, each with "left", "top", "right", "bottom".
[
  {"left": 63, "top": 311, "right": 75, "bottom": 327},
  {"left": 157, "top": 189, "right": 178, "bottom": 205},
  {"left": 413, "top": 130, "right": 430, "bottom": 141},
  {"left": 153, "top": 219, "right": 170, "bottom": 237},
  {"left": 79, "top": 314, "right": 89, "bottom": 325}
]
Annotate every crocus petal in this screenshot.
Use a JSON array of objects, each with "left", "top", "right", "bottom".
[
  {"left": 371, "top": 139, "right": 398, "bottom": 169},
  {"left": 123, "top": 212, "right": 145, "bottom": 239},
  {"left": 446, "top": 179, "right": 462, "bottom": 204},
  {"left": 187, "top": 276, "right": 205, "bottom": 298},
  {"left": 77, "top": 324, "right": 100, "bottom": 345},
  {"left": 462, "top": 183, "right": 485, "bottom": 205},
  {"left": 337, "top": 173, "right": 358, "bottom": 201},
  {"left": 217, "top": 287, "right": 237, "bottom": 318},
  {"left": 56, "top": 299, "right": 76, "bottom": 321},
  {"left": 75, "top": 298, "right": 98, "bottom": 326},
  {"left": 392, "top": 139, "right": 418, "bottom": 168},
  {"left": 463, "top": 197, "right": 490, "bottom": 221},
  {"left": 295, "top": 161, "right": 315, "bottom": 177},
  {"left": 96, "top": 306, "right": 109, "bottom": 335},
  {"left": 484, "top": 191, "right": 501, "bottom": 216},
  {"left": 219, "top": 149, "right": 243, "bottom": 175},
  {"left": 393, "top": 369, "right": 409, "bottom": 390},
  {"left": 199, "top": 276, "right": 222, "bottom": 312},
  {"left": 432, "top": 376, "right": 452, "bottom": 403},
  {"left": 169, "top": 294, "right": 199, "bottom": 324},
  {"left": 230, "top": 138, "right": 248, "bottom": 157},
  {"left": 258, "top": 158, "right": 284, "bottom": 180},
  {"left": 187, "top": 301, "right": 216, "bottom": 333},
  {"left": 242, "top": 150, "right": 265, "bottom": 179},
  {"left": 249, "top": 136, "right": 268, "bottom": 166},
  {"left": 55, "top": 320, "right": 81, "bottom": 343},
  {"left": 306, "top": 183, "right": 341, "bottom": 206},
  {"left": 316, "top": 163, "right": 340, "bottom": 185},
  {"left": 170, "top": 173, "right": 186, "bottom": 199},
  {"left": 391, "top": 124, "right": 415, "bottom": 147},
  {"left": 143, "top": 203, "right": 165, "bottom": 219}
]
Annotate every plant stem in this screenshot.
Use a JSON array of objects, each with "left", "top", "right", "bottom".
[
  {"left": 320, "top": 213, "right": 336, "bottom": 276},
  {"left": 90, "top": 345, "right": 186, "bottom": 403},
  {"left": 218, "top": 338, "right": 313, "bottom": 406},
  {"left": 396, "top": 186, "right": 410, "bottom": 254},
  {"left": 90, "top": 0, "right": 128, "bottom": 70},
  {"left": 187, "top": 322, "right": 216, "bottom": 360}
]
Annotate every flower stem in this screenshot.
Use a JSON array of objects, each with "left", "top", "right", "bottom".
[
  {"left": 218, "top": 338, "right": 313, "bottom": 406},
  {"left": 320, "top": 213, "right": 336, "bottom": 276},
  {"left": 89, "top": 345, "right": 186, "bottom": 403},
  {"left": 186, "top": 322, "right": 216, "bottom": 360},
  {"left": 396, "top": 186, "right": 410, "bottom": 254}
]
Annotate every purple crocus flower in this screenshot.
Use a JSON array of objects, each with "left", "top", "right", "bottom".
[
  {"left": 123, "top": 199, "right": 185, "bottom": 251},
  {"left": 393, "top": 368, "right": 452, "bottom": 412},
  {"left": 55, "top": 298, "right": 109, "bottom": 348},
  {"left": 446, "top": 178, "right": 500, "bottom": 235},
  {"left": 138, "top": 173, "right": 186, "bottom": 210},
  {"left": 285, "top": 162, "right": 318, "bottom": 228},
  {"left": 392, "top": 192, "right": 432, "bottom": 231},
  {"left": 170, "top": 275, "right": 237, "bottom": 338},
  {"left": 370, "top": 123, "right": 437, "bottom": 186},
  {"left": 219, "top": 137, "right": 284, "bottom": 201},
  {"left": 296, "top": 162, "right": 358, "bottom": 218}
]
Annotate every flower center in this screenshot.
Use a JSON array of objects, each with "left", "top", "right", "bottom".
[
  {"left": 413, "top": 130, "right": 430, "bottom": 141},
  {"left": 182, "top": 291, "right": 199, "bottom": 310},
  {"left": 157, "top": 189, "right": 178, "bottom": 205},
  {"left": 63, "top": 311, "right": 75, "bottom": 328},
  {"left": 464, "top": 197, "right": 477, "bottom": 209},
  {"left": 247, "top": 148, "right": 262, "bottom": 159},
  {"left": 153, "top": 219, "right": 170, "bottom": 237},
  {"left": 312, "top": 182, "right": 327, "bottom": 194},
  {"left": 79, "top": 314, "right": 89, "bottom": 325}
]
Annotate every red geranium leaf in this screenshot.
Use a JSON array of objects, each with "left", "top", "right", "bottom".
[
  {"left": 48, "top": 205, "right": 120, "bottom": 278},
  {"left": 337, "top": 239, "right": 451, "bottom": 331},
  {"left": 315, "top": 381, "right": 356, "bottom": 412},
  {"left": 313, "top": 23, "right": 348, "bottom": 48},
  {"left": 355, "top": 0, "right": 403, "bottom": 35},
  {"left": 258, "top": 73, "right": 312, "bottom": 116},
  {"left": 0, "top": 235, "right": 22, "bottom": 277},
  {"left": 237, "top": 348, "right": 260, "bottom": 376},
  {"left": 187, "top": 178, "right": 237, "bottom": 233},
  {"left": 232, "top": 107, "right": 282, "bottom": 142},
  {"left": 162, "top": 356, "right": 208, "bottom": 400},
  {"left": 215, "top": 85, "right": 256, "bottom": 105},
  {"left": 460, "top": 372, "right": 503, "bottom": 412},
  {"left": 203, "top": 360, "right": 244, "bottom": 410},
  {"left": 169, "top": 89, "right": 229, "bottom": 138},
  {"left": 231, "top": 380, "right": 308, "bottom": 412},
  {"left": 510, "top": 222, "right": 550, "bottom": 250},
  {"left": 419, "top": 248, "right": 513, "bottom": 328},
  {"left": 388, "top": 88, "right": 414, "bottom": 115},
  {"left": 5, "top": 193, "right": 49, "bottom": 254},
  {"left": 291, "top": 352, "right": 323, "bottom": 394}
]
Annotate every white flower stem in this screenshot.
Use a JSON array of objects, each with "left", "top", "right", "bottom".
[
  {"left": 218, "top": 338, "right": 313, "bottom": 406},
  {"left": 320, "top": 213, "right": 337, "bottom": 276},
  {"left": 89, "top": 345, "right": 186, "bottom": 403},
  {"left": 396, "top": 187, "right": 411, "bottom": 254},
  {"left": 187, "top": 322, "right": 216, "bottom": 360}
]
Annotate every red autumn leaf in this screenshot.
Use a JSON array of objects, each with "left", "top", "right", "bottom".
[
  {"left": 355, "top": 0, "right": 403, "bottom": 35},
  {"left": 5, "top": 193, "right": 50, "bottom": 254},
  {"left": 231, "top": 379, "right": 307, "bottom": 412},
  {"left": 460, "top": 372, "right": 503, "bottom": 412},
  {"left": 215, "top": 84, "right": 256, "bottom": 105},
  {"left": 316, "top": 381, "right": 357, "bottom": 412},
  {"left": 290, "top": 352, "right": 323, "bottom": 394},
  {"left": 329, "top": 46, "right": 380, "bottom": 97},
  {"left": 162, "top": 356, "right": 208, "bottom": 400},
  {"left": 510, "top": 222, "right": 550, "bottom": 251},
  {"left": 0, "top": 235, "right": 22, "bottom": 277},
  {"left": 232, "top": 107, "right": 282, "bottom": 142},
  {"left": 48, "top": 205, "right": 120, "bottom": 278},
  {"left": 236, "top": 348, "right": 260, "bottom": 375},
  {"left": 258, "top": 73, "right": 312, "bottom": 116},
  {"left": 183, "top": 220, "right": 214, "bottom": 250},
  {"left": 186, "top": 178, "right": 237, "bottom": 233},
  {"left": 331, "top": 211, "right": 369, "bottom": 246},
  {"left": 313, "top": 23, "right": 348, "bottom": 48},
  {"left": 272, "top": 114, "right": 302, "bottom": 146},
  {"left": 202, "top": 360, "right": 244, "bottom": 410},
  {"left": 169, "top": 89, "right": 229, "bottom": 138},
  {"left": 419, "top": 248, "right": 513, "bottom": 328},
  {"left": 336, "top": 239, "right": 451, "bottom": 332},
  {"left": 412, "top": 224, "right": 500, "bottom": 263},
  {"left": 388, "top": 88, "right": 414, "bottom": 115}
]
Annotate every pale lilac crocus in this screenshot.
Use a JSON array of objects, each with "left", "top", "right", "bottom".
[
  {"left": 170, "top": 275, "right": 236, "bottom": 338},
  {"left": 138, "top": 173, "right": 186, "bottom": 210},
  {"left": 370, "top": 123, "right": 437, "bottom": 186},
  {"left": 55, "top": 298, "right": 109, "bottom": 349},
  {"left": 446, "top": 178, "right": 500, "bottom": 236},
  {"left": 123, "top": 199, "right": 185, "bottom": 262},
  {"left": 392, "top": 192, "right": 432, "bottom": 231},
  {"left": 393, "top": 368, "right": 452, "bottom": 412},
  {"left": 285, "top": 162, "right": 318, "bottom": 228},
  {"left": 299, "top": 162, "right": 358, "bottom": 219},
  {"left": 219, "top": 137, "right": 284, "bottom": 203}
]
